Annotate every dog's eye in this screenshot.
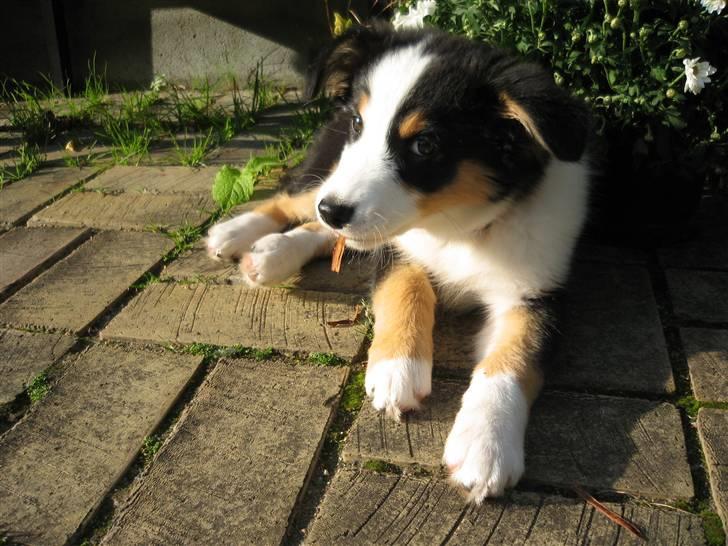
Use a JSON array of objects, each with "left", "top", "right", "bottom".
[
  {"left": 411, "top": 135, "right": 437, "bottom": 157},
  {"left": 351, "top": 114, "right": 363, "bottom": 135}
]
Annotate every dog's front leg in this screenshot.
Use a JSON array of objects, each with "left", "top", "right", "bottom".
[
  {"left": 443, "top": 303, "right": 548, "bottom": 502},
  {"left": 366, "top": 262, "right": 436, "bottom": 420}
]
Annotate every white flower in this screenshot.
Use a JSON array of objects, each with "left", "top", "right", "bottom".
[
  {"left": 392, "top": 0, "right": 437, "bottom": 30},
  {"left": 150, "top": 74, "right": 168, "bottom": 93},
  {"left": 683, "top": 57, "right": 717, "bottom": 94},
  {"left": 700, "top": 0, "right": 725, "bottom": 14}
]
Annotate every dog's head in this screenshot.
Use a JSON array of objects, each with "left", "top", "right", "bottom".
[{"left": 311, "top": 23, "right": 591, "bottom": 250}]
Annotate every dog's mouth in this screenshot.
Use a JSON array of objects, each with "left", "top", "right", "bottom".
[{"left": 338, "top": 233, "right": 386, "bottom": 251}]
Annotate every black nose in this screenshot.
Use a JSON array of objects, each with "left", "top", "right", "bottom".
[{"left": 318, "top": 198, "right": 355, "bottom": 229}]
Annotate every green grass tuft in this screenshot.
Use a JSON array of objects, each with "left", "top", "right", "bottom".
[
  {"left": 701, "top": 511, "right": 726, "bottom": 546},
  {"left": 309, "top": 352, "right": 345, "bottom": 367},
  {"left": 172, "top": 130, "right": 215, "bottom": 167},
  {"left": 141, "top": 435, "right": 163, "bottom": 465},
  {"left": 362, "top": 459, "right": 401, "bottom": 474},
  {"left": 26, "top": 372, "right": 51, "bottom": 403},
  {"left": 677, "top": 396, "right": 728, "bottom": 419},
  {"left": 0, "top": 142, "right": 45, "bottom": 186}
]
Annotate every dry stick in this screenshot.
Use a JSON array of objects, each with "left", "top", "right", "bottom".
[
  {"left": 572, "top": 485, "right": 646, "bottom": 541},
  {"left": 331, "top": 235, "right": 346, "bottom": 273}
]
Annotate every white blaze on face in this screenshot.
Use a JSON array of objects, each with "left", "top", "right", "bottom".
[{"left": 316, "top": 43, "right": 433, "bottom": 248}]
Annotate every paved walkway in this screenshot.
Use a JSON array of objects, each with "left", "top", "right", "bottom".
[{"left": 0, "top": 110, "right": 727, "bottom": 545}]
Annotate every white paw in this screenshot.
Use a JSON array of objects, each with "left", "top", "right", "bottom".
[
  {"left": 365, "top": 357, "right": 432, "bottom": 420},
  {"left": 443, "top": 373, "right": 528, "bottom": 502},
  {"left": 240, "top": 232, "right": 306, "bottom": 287},
  {"left": 205, "top": 212, "right": 281, "bottom": 261}
]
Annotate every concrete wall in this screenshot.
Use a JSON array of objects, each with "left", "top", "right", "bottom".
[{"left": 2, "top": 0, "right": 371, "bottom": 90}]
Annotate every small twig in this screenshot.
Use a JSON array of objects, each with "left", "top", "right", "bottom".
[
  {"left": 327, "top": 305, "right": 363, "bottom": 328},
  {"left": 572, "top": 485, "right": 646, "bottom": 541}
]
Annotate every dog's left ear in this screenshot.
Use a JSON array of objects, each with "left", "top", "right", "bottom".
[
  {"left": 306, "top": 22, "right": 394, "bottom": 101},
  {"left": 497, "top": 63, "right": 591, "bottom": 162}
]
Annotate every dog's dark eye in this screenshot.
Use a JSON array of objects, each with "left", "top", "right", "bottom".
[
  {"left": 352, "top": 114, "right": 363, "bottom": 135},
  {"left": 411, "top": 135, "right": 437, "bottom": 157}
]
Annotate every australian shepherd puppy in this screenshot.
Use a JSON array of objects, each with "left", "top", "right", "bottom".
[{"left": 206, "top": 22, "right": 593, "bottom": 502}]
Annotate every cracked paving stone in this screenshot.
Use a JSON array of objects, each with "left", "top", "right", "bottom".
[
  {"left": 0, "top": 226, "right": 89, "bottom": 298},
  {"left": 304, "top": 469, "right": 705, "bottom": 545},
  {"left": 666, "top": 269, "right": 728, "bottom": 323},
  {"left": 102, "top": 358, "right": 346, "bottom": 546},
  {"left": 681, "top": 329, "right": 728, "bottom": 402},
  {"left": 0, "top": 231, "right": 173, "bottom": 333},
  {"left": 344, "top": 380, "right": 693, "bottom": 500},
  {"left": 697, "top": 409, "right": 728, "bottom": 529},
  {"left": 0, "top": 329, "right": 76, "bottom": 406},
  {"left": 0, "top": 344, "right": 203, "bottom": 546},
  {"left": 0, "top": 166, "right": 96, "bottom": 229},
  {"left": 101, "top": 283, "right": 367, "bottom": 359},
  {"left": 433, "top": 264, "right": 674, "bottom": 395}
]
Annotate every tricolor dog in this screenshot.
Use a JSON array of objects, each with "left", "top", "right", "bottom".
[{"left": 206, "top": 22, "right": 593, "bottom": 502}]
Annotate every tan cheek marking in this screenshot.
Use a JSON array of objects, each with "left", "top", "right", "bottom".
[
  {"left": 474, "top": 307, "right": 544, "bottom": 403},
  {"left": 357, "top": 93, "right": 370, "bottom": 119},
  {"left": 416, "top": 160, "right": 494, "bottom": 216},
  {"left": 398, "top": 111, "right": 427, "bottom": 140},
  {"left": 500, "top": 92, "right": 550, "bottom": 153},
  {"left": 368, "top": 263, "right": 436, "bottom": 363},
  {"left": 254, "top": 190, "right": 317, "bottom": 226}
]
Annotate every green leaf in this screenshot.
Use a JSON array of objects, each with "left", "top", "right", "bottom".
[{"left": 212, "top": 165, "right": 254, "bottom": 210}]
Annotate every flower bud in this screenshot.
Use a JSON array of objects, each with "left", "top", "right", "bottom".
[
  {"left": 678, "top": 20, "right": 689, "bottom": 31},
  {"left": 610, "top": 17, "right": 622, "bottom": 30},
  {"left": 674, "top": 48, "right": 688, "bottom": 58},
  {"left": 571, "top": 31, "right": 583, "bottom": 43},
  {"left": 618, "top": 0, "right": 628, "bottom": 7},
  {"left": 666, "top": 88, "right": 676, "bottom": 99},
  {"left": 554, "top": 72, "right": 565, "bottom": 86}
]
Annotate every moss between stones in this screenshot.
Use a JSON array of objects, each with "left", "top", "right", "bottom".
[{"left": 701, "top": 511, "right": 726, "bottom": 546}]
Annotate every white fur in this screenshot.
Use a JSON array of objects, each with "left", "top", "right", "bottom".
[
  {"left": 241, "top": 225, "right": 336, "bottom": 287},
  {"left": 365, "top": 357, "right": 432, "bottom": 420},
  {"left": 316, "top": 44, "right": 433, "bottom": 248},
  {"left": 206, "top": 212, "right": 282, "bottom": 261},
  {"left": 443, "top": 372, "right": 528, "bottom": 502},
  {"left": 395, "top": 158, "right": 590, "bottom": 312}
]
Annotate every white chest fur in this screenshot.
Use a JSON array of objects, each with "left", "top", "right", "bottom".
[{"left": 394, "top": 158, "right": 591, "bottom": 312}]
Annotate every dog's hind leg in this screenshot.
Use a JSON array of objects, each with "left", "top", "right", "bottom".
[
  {"left": 205, "top": 190, "right": 317, "bottom": 261},
  {"left": 239, "top": 222, "right": 337, "bottom": 287},
  {"left": 365, "top": 262, "right": 436, "bottom": 420}
]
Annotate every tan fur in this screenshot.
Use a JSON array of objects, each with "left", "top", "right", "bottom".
[
  {"left": 357, "top": 93, "right": 370, "bottom": 118},
  {"left": 254, "top": 190, "right": 317, "bottom": 226},
  {"left": 416, "top": 160, "right": 495, "bottom": 216},
  {"left": 474, "top": 307, "right": 545, "bottom": 403},
  {"left": 299, "top": 222, "right": 337, "bottom": 257},
  {"left": 368, "top": 263, "right": 436, "bottom": 364},
  {"left": 398, "top": 111, "right": 427, "bottom": 139},
  {"left": 500, "top": 92, "right": 550, "bottom": 153}
]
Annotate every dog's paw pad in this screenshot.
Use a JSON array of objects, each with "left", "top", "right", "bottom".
[{"left": 365, "top": 357, "right": 432, "bottom": 420}]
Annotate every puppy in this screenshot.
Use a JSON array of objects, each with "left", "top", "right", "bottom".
[{"left": 206, "top": 22, "right": 592, "bottom": 502}]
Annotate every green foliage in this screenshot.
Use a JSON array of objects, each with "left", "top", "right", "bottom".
[
  {"left": 362, "top": 459, "right": 401, "bottom": 474},
  {"left": 172, "top": 130, "right": 215, "bottom": 167},
  {"left": 0, "top": 143, "right": 45, "bottom": 186},
  {"left": 702, "top": 510, "right": 726, "bottom": 546},
  {"left": 677, "top": 395, "right": 728, "bottom": 419},
  {"left": 212, "top": 157, "right": 280, "bottom": 210},
  {"left": 101, "top": 117, "right": 153, "bottom": 165},
  {"left": 430, "top": 0, "right": 727, "bottom": 184},
  {"left": 341, "top": 370, "right": 366, "bottom": 413},
  {"left": 141, "top": 435, "right": 162, "bottom": 464},
  {"left": 309, "top": 352, "right": 346, "bottom": 366},
  {"left": 26, "top": 372, "right": 50, "bottom": 403}
]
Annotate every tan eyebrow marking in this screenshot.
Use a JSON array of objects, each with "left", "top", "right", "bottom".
[
  {"left": 398, "top": 111, "right": 427, "bottom": 139},
  {"left": 357, "top": 93, "right": 370, "bottom": 118}
]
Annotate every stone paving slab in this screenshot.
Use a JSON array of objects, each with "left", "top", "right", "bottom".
[
  {"left": 667, "top": 269, "right": 728, "bottom": 323},
  {"left": 681, "top": 328, "right": 728, "bottom": 402},
  {"left": 0, "top": 231, "right": 173, "bottom": 334},
  {"left": 206, "top": 113, "right": 295, "bottom": 166},
  {"left": 697, "top": 409, "right": 728, "bottom": 529},
  {"left": 659, "top": 241, "right": 728, "bottom": 271},
  {"left": 29, "top": 191, "right": 215, "bottom": 232},
  {"left": 102, "top": 283, "right": 367, "bottom": 359},
  {"left": 433, "top": 265, "right": 674, "bottom": 395},
  {"left": 0, "top": 344, "right": 203, "bottom": 546},
  {"left": 84, "top": 165, "right": 217, "bottom": 195},
  {"left": 163, "top": 241, "right": 375, "bottom": 294},
  {"left": 305, "top": 469, "right": 705, "bottom": 545},
  {"left": 0, "top": 226, "right": 89, "bottom": 299},
  {"left": 345, "top": 381, "right": 693, "bottom": 500},
  {"left": 0, "top": 329, "right": 76, "bottom": 406},
  {"left": 575, "top": 243, "right": 649, "bottom": 265},
  {"left": 103, "top": 358, "right": 346, "bottom": 545},
  {"left": 0, "top": 166, "right": 95, "bottom": 228}
]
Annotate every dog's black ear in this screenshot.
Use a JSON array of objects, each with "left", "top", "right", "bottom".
[
  {"left": 306, "top": 23, "right": 394, "bottom": 101},
  {"left": 496, "top": 63, "right": 591, "bottom": 162}
]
